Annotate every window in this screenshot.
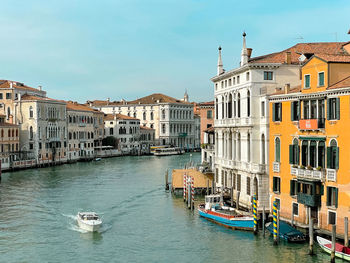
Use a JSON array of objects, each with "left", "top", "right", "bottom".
[
  {"left": 275, "top": 198, "right": 280, "bottom": 210},
  {"left": 228, "top": 78, "right": 232, "bottom": 86},
  {"left": 29, "top": 126, "right": 33, "bottom": 140},
  {"left": 0, "top": 93, "right": 3, "bottom": 99},
  {"left": 292, "top": 203, "right": 299, "bottom": 216},
  {"left": 6, "top": 93, "right": 11, "bottom": 99},
  {"left": 273, "top": 176, "right": 281, "bottom": 193},
  {"left": 290, "top": 180, "right": 298, "bottom": 196},
  {"left": 328, "top": 211, "right": 336, "bottom": 225},
  {"left": 109, "top": 127, "right": 114, "bottom": 135},
  {"left": 246, "top": 177, "right": 251, "bottom": 195},
  {"left": 272, "top": 102, "right": 282, "bottom": 122},
  {"left": 318, "top": 72, "right": 325, "bottom": 87},
  {"left": 143, "top": 112, "right": 146, "bottom": 120},
  {"left": 162, "top": 124, "right": 166, "bottom": 134},
  {"left": 162, "top": 109, "right": 166, "bottom": 120},
  {"left": 261, "top": 101, "right": 265, "bottom": 117},
  {"left": 326, "top": 187, "right": 338, "bottom": 207},
  {"left": 318, "top": 141, "right": 325, "bottom": 168},
  {"left": 29, "top": 143, "right": 33, "bottom": 150},
  {"left": 237, "top": 93, "right": 241, "bottom": 118},
  {"left": 304, "top": 74, "right": 310, "bottom": 88},
  {"left": 207, "top": 110, "right": 212, "bottom": 119},
  {"left": 264, "top": 71, "right": 273, "bottom": 80},
  {"left": 275, "top": 137, "right": 280, "bottom": 162},
  {"left": 301, "top": 140, "right": 308, "bottom": 166},
  {"left": 327, "top": 139, "right": 339, "bottom": 170},
  {"left": 237, "top": 174, "right": 241, "bottom": 191},
  {"left": 237, "top": 76, "right": 240, "bottom": 84},
  {"left": 150, "top": 112, "right": 154, "bottom": 120},
  {"left": 291, "top": 101, "right": 300, "bottom": 121},
  {"left": 246, "top": 72, "right": 250, "bottom": 81},
  {"left": 29, "top": 106, "right": 34, "bottom": 118},
  {"left": 327, "top": 98, "right": 340, "bottom": 120},
  {"left": 247, "top": 91, "right": 250, "bottom": 117},
  {"left": 303, "top": 100, "right": 310, "bottom": 119}
]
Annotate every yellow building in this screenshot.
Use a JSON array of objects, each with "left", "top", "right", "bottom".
[{"left": 269, "top": 45, "right": 350, "bottom": 235}]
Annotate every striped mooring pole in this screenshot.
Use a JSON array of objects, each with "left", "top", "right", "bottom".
[
  {"left": 253, "top": 194, "right": 258, "bottom": 234},
  {"left": 273, "top": 200, "right": 278, "bottom": 245},
  {"left": 184, "top": 174, "right": 187, "bottom": 201},
  {"left": 191, "top": 176, "right": 195, "bottom": 210}
]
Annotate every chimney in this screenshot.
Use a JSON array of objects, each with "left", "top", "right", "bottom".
[
  {"left": 284, "top": 83, "right": 290, "bottom": 94},
  {"left": 9, "top": 82, "right": 13, "bottom": 89},
  {"left": 285, "top": 52, "right": 291, "bottom": 64},
  {"left": 247, "top": 48, "right": 253, "bottom": 59},
  {"left": 38, "top": 85, "right": 42, "bottom": 91}
]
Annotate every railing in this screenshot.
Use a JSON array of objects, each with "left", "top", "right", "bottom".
[
  {"left": 291, "top": 166, "right": 324, "bottom": 180},
  {"left": 273, "top": 162, "right": 280, "bottom": 173},
  {"left": 214, "top": 117, "right": 253, "bottom": 127},
  {"left": 326, "top": 169, "right": 337, "bottom": 182}
]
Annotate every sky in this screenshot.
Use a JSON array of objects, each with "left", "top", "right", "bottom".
[{"left": 0, "top": 0, "right": 349, "bottom": 103}]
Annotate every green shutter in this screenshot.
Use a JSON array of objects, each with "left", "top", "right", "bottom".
[
  {"left": 272, "top": 103, "right": 276, "bottom": 122},
  {"left": 296, "top": 145, "right": 300, "bottom": 164},
  {"left": 326, "top": 187, "right": 331, "bottom": 206},
  {"left": 291, "top": 102, "right": 294, "bottom": 121},
  {"left": 327, "top": 147, "right": 331, "bottom": 168},
  {"left": 290, "top": 180, "right": 295, "bottom": 196},
  {"left": 273, "top": 177, "right": 276, "bottom": 192},
  {"left": 335, "top": 147, "right": 339, "bottom": 170},
  {"left": 327, "top": 99, "right": 331, "bottom": 120},
  {"left": 280, "top": 103, "right": 282, "bottom": 122},
  {"left": 297, "top": 101, "right": 300, "bottom": 120},
  {"left": 321, "top": 184, "right": 324, "bottom": 195},
  {"left": 336, "top": 98, "right": 340, "bottom": 120},
  {"left": 289, "top": 145, "right": 294, "bottom": 164},
  {"left": 335, "top": 188, "right": 338, "bottom": 208}
]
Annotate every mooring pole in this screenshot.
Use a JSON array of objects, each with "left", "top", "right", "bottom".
[
  {"left": 331, "top": 225, "right": 336, "bottom": 263},
  {"left": 187, "top": 178, "right": 191, "bottom": 209},
  {"left": 165, "top": 170, "right": 169, "bottom": 190},
  {"left": 273, "top": 201, "right": 278, "bottom": 245},
  {"left": 253, "top": 195, "right": 258, "bottom": 235},
  {"left": 191, "top": 177, "right": 195, "bottom": 211},
  {"left": 308, "top": 218, "right": 314, "bottom": 255},
  {"left": 183, "top": 174, "right": 187, "bottom": 202},
  {"left": 262, "top": 205, "right": 265, "bottom": 237},
  {"left": 236, "top": 191, "right": 240, "bottom": 210},
  {"left": 345, "top": 217, "right": 349, "bottom": 247},
  {"left": 230, "top": 186, "right": 234, "bottom": 207},
  {"left": 291, "top": 211, "right": 294, "bottom": 227}
]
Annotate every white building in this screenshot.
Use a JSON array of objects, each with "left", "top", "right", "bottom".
[
  {"left": 211, "top": 33, "right": 302, "bottom": 211},
  {"left": 104, "top": 114, "right": 141, "bottom": 154},
  {"left": 88, "top": 93, "right": 195, "bottom": 149}
]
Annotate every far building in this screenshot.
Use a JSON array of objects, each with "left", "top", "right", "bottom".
[{"left": 0, "top": 114, "right": 19, "bottom": 169}]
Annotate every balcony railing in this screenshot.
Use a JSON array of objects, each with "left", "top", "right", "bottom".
[
  {"left": 297, "top": 193, "right": 321, "bottom": 207},
  {"left": 326, "top": 169, "right": 337, "bottom": 182},
  {"left": 273, "top": 162, "right": 280, "bottom": 173},
  {"left": 290, "top": 166, "right": 324, "bottom": 181},
  {"left": 298, "top": 118, "right": 325, "bottom": 130}
]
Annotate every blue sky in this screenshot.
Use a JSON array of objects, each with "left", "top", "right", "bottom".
[{"left": 0, "top": 0, "right": 349, "bottom": 103}]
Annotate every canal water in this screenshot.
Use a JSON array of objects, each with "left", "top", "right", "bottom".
[{"left": 0, "top": 153, "right": 331, "bottom": 262}]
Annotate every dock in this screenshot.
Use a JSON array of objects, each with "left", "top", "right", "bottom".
[{"left": 171, "top": 168, "right": 213, "bottom": 195}]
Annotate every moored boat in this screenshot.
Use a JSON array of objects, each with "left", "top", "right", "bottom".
[
  {"left": 266, "top": 221, "right": 306, "bottom": 243},
  {"left": 317, "top": 236, "right": 350, "bottom": 261},
  {"left": 77, "top": 212, "right": 102, "bottom": 232},
  {"left": 198, "top": 194, "right": 254, "bottom": 231},
  {"left": 153, "top": 147, "right": 184, "bottom": 156}
]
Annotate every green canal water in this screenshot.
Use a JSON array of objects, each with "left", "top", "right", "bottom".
[{"left": 0, "top": 153, "right": 332, "bottom": 262}]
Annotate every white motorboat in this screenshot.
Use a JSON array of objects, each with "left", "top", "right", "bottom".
[
  {"left": 153, "top": 147, "right": 185, "bottom": 156},
  {"left": 77, "top": 212, "right": 102, "bottom": 232}
]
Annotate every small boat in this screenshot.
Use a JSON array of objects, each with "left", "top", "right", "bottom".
[
  {"left": 94, "top": 158, "right": 102, "bottom": 161},
  {"left": 317, "top": 236, "right": 350, "bottom": 261},
  {"left": 198, "top": 194, "right": 254, "bottom": 231},
  {"left": 153, "top": 147, "right": 184, "bottom": 156},
  {"left": 77, "top": 212, "right": 102, "bottom": 232},
  {"left": 266, "top": 221, "right": 306, "bottom": 243}
]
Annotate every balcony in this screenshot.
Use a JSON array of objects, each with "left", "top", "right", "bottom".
[
  {"left": 298, "top": 118, "right": 325, "bottom": 130},
  {"left": 273, "top": 162, "right": 280, "bottom": 173},
  {"left": 297, "top": 192, "right": 321, "bottom": 207},
  {"left": 291, "top": 166, "right": 324, "bottom": 181},
  {"left": 326, "top": 169, "right": 337, "bottom": 182},
  {"left": 214, "top": 117, "right": 253, "bottom": 127}
]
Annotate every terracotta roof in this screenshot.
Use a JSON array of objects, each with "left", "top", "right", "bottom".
[
  {"left": 199, "top": 101, "right": 214, "bottom": 106},
  {"left": 328, "top": 75, "right": 350, "bottom": 90},
  {"left": 128, "top": 93, "right": 189, "bottom": 105},
  {"left": 140, "top": 126, "right": 154, "bottom": 130},
  {"left": 0, "top": 80, "right": 43, "bottom": 92},
  {"left": 271, "top": 85, "right": 302, "bottom": 95},
  {"left": 313, "top": 53, "right": 350, "bottom": 63},
  {"left": 104, "top": 114, "right": 139, "bottom": 121},
  {"left": 66, "top": 102, "right": 97, "bottom": 112},
  {"left": 86, "top": 100, "right": 122, "bottom": 107},
  {"left": 21, "top": 94, "right": 63, "bottom": 103},
  {"left": 249, "top": 42, "right": 348, "bottom": 65}
]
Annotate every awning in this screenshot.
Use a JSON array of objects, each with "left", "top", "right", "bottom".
[{"left": 299, "top": 136, "right": 326, "bottom": 141}]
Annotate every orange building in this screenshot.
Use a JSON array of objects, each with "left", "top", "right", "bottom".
[
  {"left": 194, "top": 101, "right": 214, "bottom": 144},
  {"left": 0, "top": 114, "right": 19, "bottom": 167},
  {"left": 269, "top": 44, "right": 350, "bottom": 235}
]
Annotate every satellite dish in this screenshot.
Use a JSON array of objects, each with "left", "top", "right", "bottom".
[{"left": 298, "top": 54, "right": 307, "bottom": 62}]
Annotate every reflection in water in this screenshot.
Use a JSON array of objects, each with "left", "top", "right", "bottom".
[{"left": 0, "top": 153, "right": 330, "bottom": 263}]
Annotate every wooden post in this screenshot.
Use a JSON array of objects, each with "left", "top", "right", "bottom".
[
  {"left": 345, "top": 217, "right": 349, "bottom": 247},
  {"left": 236, "top": 191, "right": 240, "bottom": 210},
  {"left": 291, "top": 211, "right": 294, "bottom": 227},
  {"left": 207, "top": 180, "right": 209, "bottom": 195},
  {"left": 262, "top": 206, "right": 265, "bottom": 237},
  {"left": 165, "top": 170, "right": 169, "bottom": 190},
  {"left": 212, "top": 179, "right": 215, "bottom": 195},
  {"left": 331, "top": 225, "right": 336, "bottom": 263},
  {"left": 308, "top": 218, "right": 314, "bottom": 255},
  {"left": 230, "top": 187, "right": 234, "bottom": 207}
]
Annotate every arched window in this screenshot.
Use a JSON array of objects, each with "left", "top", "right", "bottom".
[
  {"left": 162, "top": 109, "right": 166, "bottom": 120},
  {"left": 301, "top": 140, "right": 308, "bottom": 166},
  {"left": 237, "top": 93, "right": 241, "bottom": 118},
  {"left": 290, "top": 138, "right": 299, "bottom": 165},
  {"left": 129, "top": 127, "right": 132, "bottom": 134},
  {"left": 29, "top": 106, "right": 34, "bottom": 118},
  {"left": 228, "top": 94, "right": 232, "bottom": 118},
  {"left": 7, "top": 107, "right": 10, "bottom": 120},
  {"left": 247, "top": 90, "right": 251, "bottom": 117},
  {"left": 275, "top": 137, "right": 280, "bottom": 162},
  {"left": 328, "top": 139, "right": 339, "bottom": 169},
  {"left": 143, "top": 112, "right": 146, "bottom": 120},
  {"left": 29, "top": 126, "right": 33, "bottom": 140},
  {"left": 318, "top": 141, "right": 325, "bottom": 168},
  {"left": 247, "top": 133, "right": 251, "bottom": 162},
  {"left": 69, "top": 132, "right": 72, "bottom": 140},
  {"left": 133, "top": 112, "right": 136, "bottom": 118},
  {"left": 237, "top": 133, "right": 241, "bottom": 161},
  {"left": 261, "top": 134, "right": 265, "bottom": 164},
  {"left": 150, "top": 112, "right": 154, "bottom": 120},
  {"left": 215, "top": 98, "right": 218, "bottom": 119},
  {"left": 221, "top": 96, "right": 224, "bottom": 119}
]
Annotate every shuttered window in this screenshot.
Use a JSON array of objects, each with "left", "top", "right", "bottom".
[
  {"left": 272, "top": 103, "right": 282, "bottom": 122},
  {"left": 327, "top": 98, "right": 340, "bottom": 120},
  {"left": 327, "top": 140, "right": 339, "bottom": 170},
  {"left": 273, "top": 177, "right": 281, "bottom": 193},
  {"left": 326, "top": 187, "right": 338, "bottom": 208},
  {"left": 304, "top": 74, "right": 310, "bottom": 88},
  {"left": 318, "top": 72, "right": 325, "bottom": 87},
  {"left": 290, "top": 180, "right": 298, "bottom": 196},
  {"left": 246, "top": 177, "right": 251, "bottom": 196},
  {"left": 237, "top": 174, "right": 241, "bottom": 192},
  {"left": 291, "top": 101, "right": 300, "bottom": 121}
]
